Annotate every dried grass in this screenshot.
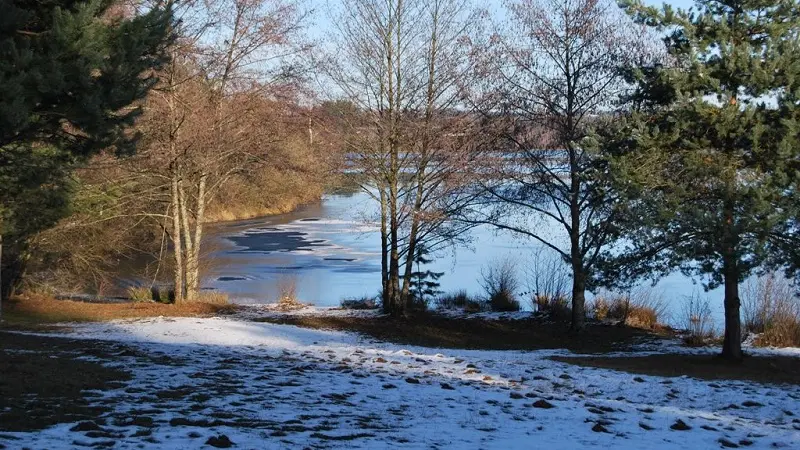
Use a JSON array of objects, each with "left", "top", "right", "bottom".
[
  {"left": 592, "top": 287, "right": 668, "bottom": 330},
  {"left": 742, "top": 275, "right": 800, "bottom": 348},
  {"left": 3, "top": 294, "right": 238, "bottom": 325},
  {"left": 679, "top": 292, "right": 717, "bottom": 347}
]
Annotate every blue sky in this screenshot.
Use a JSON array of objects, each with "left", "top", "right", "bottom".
[{"left": 308, "top": 0, "right": 699, "bottom": 41}]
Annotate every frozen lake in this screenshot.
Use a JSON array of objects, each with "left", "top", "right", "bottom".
[{"left": 203, "top": 191, "right": 728, "bottom": 327}]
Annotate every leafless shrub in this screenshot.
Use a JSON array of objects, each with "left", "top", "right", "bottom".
[
  {"left": 742, "top": 275, "right": 800, "bottom": 347},
  {"left": 435, "top": 290, "right": 486, "bottom": 314},
  {"left": 127, "top": 287, "right": 154, "bottom": 303},
  {"left": 340, "top": 295, "right": 380, "bottom": 310},
  {"left": 480, "top": 258, "right": 521, "bottom": 312},
  {"left": 680, "top": 292, "right": 716, "bottom": 347},
  {"left": 526, "top": 248, "right": 570, "bottom": 307},
  {"left": 195, "top": 291, "right": 229, "bottom": 305},
  {"left": 592, "top": 287, "right": 668, "bottom": 330},
  {"left": 274, "top": 276, "right": 305, "bottom": 311},
  {"left": 534, "top": 295, "right": 571, "bottom": 321}
]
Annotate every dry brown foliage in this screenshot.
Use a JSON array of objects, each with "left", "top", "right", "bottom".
[{"left": 3, "top": 294, "right": 237, "bottom": 325}]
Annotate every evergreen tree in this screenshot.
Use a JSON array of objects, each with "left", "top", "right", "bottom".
[
  {"left": 409, "top": 245, "right": 444, "bottom": 309},
  {"left": 603, "top": 0, "right": 800, "bottom": 360},
  {"left": 0, "top": 0, "right": 173, "bottom": 301}
]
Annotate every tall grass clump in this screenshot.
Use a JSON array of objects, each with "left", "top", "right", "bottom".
[
  {"left": 680, "top": 292, "right": 716, "bottom": 346},
  {"left": 592, "top": 287, "right": 668, "bottom": 330},
  {"left": 128, "top": 286, "right": 154, "bottom": 303},
  {"left": 435, "top": 290, "right": 485, "bottom": 313},
  {"left": 742, "top": 274, "right": 800, "bottom": 347},
  {"left": 274, "top": 276, "right": 305, "bottom": 310},
  {"left": 480, "top": 258, "right": 521, "bottom": 312},
  {"left": 340, "top": 295, "right": 380, "bottom": 310},
  {"left": 195, "top": 291, "right": 229, "bottom": 305}
]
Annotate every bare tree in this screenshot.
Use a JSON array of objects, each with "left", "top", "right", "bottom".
[
  {"left": 325, "top": 0, "right": 482, "bottom": 315},
  {"left": 463, "top": 0, "right": 657, "bottom": 329},
  {"left": 141, "top": 0, "right": 310, "bottom": 301}
]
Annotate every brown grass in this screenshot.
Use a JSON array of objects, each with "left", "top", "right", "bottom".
[
  {"left": 742, "top": 275, "right": 800, "bottom": 348},
  {"left": 2, "top": 294, "right": 238, "bottom": 327},
  {"left": 592, "top": 288, "right": 668, "bottom": 330}
]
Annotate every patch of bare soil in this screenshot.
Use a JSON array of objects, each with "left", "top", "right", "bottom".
[
  {"left": 552, "top": 354, "right": 800, "bottom": 385},
  {"left": 257, "top": 313, "right": 670, "bottom": 353},
  {"left": 0, "top": 332, "right": 132, "bottom": 431}
]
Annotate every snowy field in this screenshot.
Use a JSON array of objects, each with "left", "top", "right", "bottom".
[{"left": 3, "top": 315, "right": 799, "bottom": 449}]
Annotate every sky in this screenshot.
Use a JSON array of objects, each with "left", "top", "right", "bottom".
[{"left": 308, "top": 0, "right": 699, "bottom": 41}]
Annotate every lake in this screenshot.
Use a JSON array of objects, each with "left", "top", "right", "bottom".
[{"left": 203, "top": 191, "right": 728, "bottom": 327}]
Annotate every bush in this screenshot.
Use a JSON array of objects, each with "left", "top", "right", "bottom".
[
  {"left": 273, "top": 276, "right": 305, "bottom": 310},
  {"left": 480, "top": 258, "right": 521, "bottom": 312},
  {"left": 534, "top": 295, "right": 571, "bottom": 321},
  {"left": 742, "top": 275, "right": 800, "bottom": 347},
  {"left": 127, "top": 285, "right": 175, "bottom": 304},
  {"left": 195, "top": 291, "right": 229, "bottom": 305},
  {"left": 128, "top": 286, "right": 154, "bottom": 303},
  {"left": 526, "top": 248, "right": 570, "bottom": 305},
  {"left": 340, "top": 296, "right": 380, "bottom": 310},
  {"left": 592, "top": 287, "right": 667, "bottom": 330},
  {"left": 435, "top": 290, "right": 486, "bottom": 314},
  {"left": 680, "top": 293, "right": 716, "bottom": 347},
  {"left": 435, "top": 290, "right": 471, "bottom": 309}
]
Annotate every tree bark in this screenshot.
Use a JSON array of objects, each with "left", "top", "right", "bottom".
[
  {"left": 570, "top": 262, "right": 586, "bottom": 331},
  {"left": 380, "top": 189, "right": 391, "bottom": 313},
  {"left": 721, "top": 200, "right": 742, "bottom": 360},
  {"left": 186, "top": 172, "right": 207, "bottom": 299},
  {"left": 170, "top": 172, "right": 185, "bottom": 303}
]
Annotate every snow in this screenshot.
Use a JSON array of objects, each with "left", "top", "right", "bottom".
[{"left": 3, "top": 316, "right": 800, "bottom": 449}]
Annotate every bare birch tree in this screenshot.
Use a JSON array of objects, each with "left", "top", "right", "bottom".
[{"left": 326, "top": 0, "right": 482, "bottom": 315}]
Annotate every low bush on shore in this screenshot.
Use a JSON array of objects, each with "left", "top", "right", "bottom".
[
  {"left": 480, "top": 258, "right": 521, "bottom": 312},
  {"left": 340, "top": 296, "right": 380, "bottom": 310},
  {"left": 742, "top": 275, "right": 800, "bottom": 348},
  {"left": 679, "top": 293, "right": 718, "bottom": 347},
  {"left": 592, "top": 288, "right": 668, "bottom": 330}
]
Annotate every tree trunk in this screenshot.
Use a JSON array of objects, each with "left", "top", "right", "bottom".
[
  {"left": 570, "top": 262, "right": 586, "bottom": 331},
  {"left": 186, "top": 173, "right": 207, "bottom": 300},
  {"left": 721, "top": 200, "right": 742, "bottom": 360},
  {"left": 380, "top": 189, "right": 391, "bottom": 313},
  {"left": 0, "top": 230, "right": 3, "bottom": 320},
  {"left": 170, "top": 172, "right": 184, "bottom": 303},
  {"left": 177, "top": 177, "right": 196, "bottom": 300},
  {"left": 388, "top": 189, "right": 402, "bottom": 316}
]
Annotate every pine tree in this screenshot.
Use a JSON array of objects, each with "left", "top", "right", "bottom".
[
  {"left": 0, "top": 0, "right": 173, "bottom": 301},
  {"left": 604, "top": 0, "right": 800, "bottom": 360},
  {"left": 409, "top": 245, "right": 444, "bottom": 309}
]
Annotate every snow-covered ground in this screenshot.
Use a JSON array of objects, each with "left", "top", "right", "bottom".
[{"left": 4, "top": 316, "right": 799, "bottom": 449}]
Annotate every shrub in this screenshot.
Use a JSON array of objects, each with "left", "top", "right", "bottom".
[
  {"left": 680, "top": 293, "right": 716, "bottom": 347},
  {"left": 340, "top": 296, "right": 380, "bottom": 310},
  {"left": 435, "top": 290, "right": 471, "bottom": 310},
  {"left": 273, "top": 276, "right": 305, "bottom": 311},
  {"left": 128, "top": 286, "right": 154, "bottom": 303},
  {"left": 480, "top": 258, "right": 521, "bottom": 312},
  {"left": 192, "top": 291, "right": 229, "bottom": 305},
  {"left": 534, "top": 295, "right": 571, "bottom": 321},
  {"left": 742, "top": 275, "right": 800, "bottom": 347},
  {"left": 592, "top": 287, "right": 667, "bottom": 330},
  {"left": 525, "top": 248, "right": 570, "bottom": 305}
]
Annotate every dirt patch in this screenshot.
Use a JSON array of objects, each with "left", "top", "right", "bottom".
[
  {"left": 552, "top": 354, "right": 800, "bottom": 386},
  {"left": 0, "top": 332, "right": 131, "bottom": 431},
  {"left": 256, "top": 313, "right": 669, "bottom": 353}
]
